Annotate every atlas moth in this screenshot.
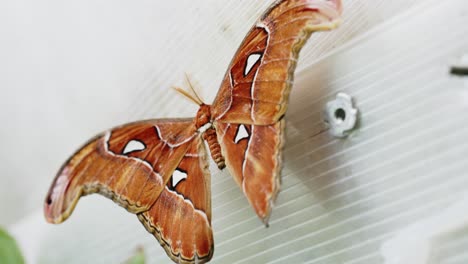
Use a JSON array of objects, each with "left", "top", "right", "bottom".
[{"left": 44, "top": 0, "right": 342, "bottom": 263}]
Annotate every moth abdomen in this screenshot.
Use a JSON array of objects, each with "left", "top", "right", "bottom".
[{"left": 203, "top": 127, "right": 225, "bottom": 169}]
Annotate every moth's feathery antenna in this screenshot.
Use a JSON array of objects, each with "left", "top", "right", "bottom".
[
  {"left": 184, "top": 73, "right": 204, "bottom": 105},
  {"left": 172, "top": 74, "right": 205, "bottom": 106},
  {"left": 172, "top": 86, "right": 202, "bottom": 105}
]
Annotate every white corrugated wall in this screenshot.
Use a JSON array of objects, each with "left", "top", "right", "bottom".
[{"left": 1, "top": 0, "right": 467, "bottom": 263}]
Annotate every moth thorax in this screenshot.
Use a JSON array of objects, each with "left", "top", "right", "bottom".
[
  {"left": 195, "top": 104, "right": 212, "bottom": 129},
  {"left": 203, "top": 127, "right": 225, "bottom": 170}
]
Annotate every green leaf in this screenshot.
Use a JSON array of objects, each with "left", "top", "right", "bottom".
[
  {"left": 0, "top": 227, "right": 25, "bottom": 264},
  {"left": 124, "top": 247, "right": 145, "bottom": 264}
]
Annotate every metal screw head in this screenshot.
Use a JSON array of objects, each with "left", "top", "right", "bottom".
[{"left": 324, "top": 93, "right": 358, "bottom": 138}]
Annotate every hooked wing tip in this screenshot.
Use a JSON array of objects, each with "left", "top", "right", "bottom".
[
  {"left": 260, "top": 209, "right": 272, "bottom": 228},
  {"left": 44, "top": 200, "right": 66, "bottom": 224},
  {"left": 309, "top": 0, "right": 343, "bottom": 31},
  {"left": 43, "top": 191, "right": 77, "bottom": 225},
  {"left": 43, "top": 171, "right": 82, "bottom": 225}
]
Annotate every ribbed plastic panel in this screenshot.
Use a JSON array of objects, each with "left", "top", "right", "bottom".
[{"left": 4, "top": 0, "right": 468, "bottom": 263}]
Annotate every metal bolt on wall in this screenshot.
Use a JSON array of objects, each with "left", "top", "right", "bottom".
[{"left": 324, "top": 93, "right": 358, "bottom": 138}]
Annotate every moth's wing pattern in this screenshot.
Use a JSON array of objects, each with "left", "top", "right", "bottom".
[
  {"left": 138, "top": 135, "right": 213, "bottom": 264},
  {"left": 44, "top": 118, "right": 197, "bottom": 224},
  {"left": 45, "top": 118, "right": 213, "bottom": 263},
  {"left": 44, "top": 1, "right": 344, "bottom": 263},
  {"left": 215, "top": 120, "right": 285, "bottom": 222},
  {"left": 210, "top": 0, "right": 342, "bottom": 222},
  {"left": 211, "top": 0, "right": 343, "bottom": 125}
]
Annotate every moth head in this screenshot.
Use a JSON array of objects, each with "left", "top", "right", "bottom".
[{"left": 195, "top": 104, "right": 212, "bottom": 129}]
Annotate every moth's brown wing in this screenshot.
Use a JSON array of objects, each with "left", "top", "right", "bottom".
[
  {"left": 215, "top": 119, "right": 285, "bottom": 223},
  {"left": 44, "top": 118, "right": 197, "bottom": 224},
  {"left": 211, "top": 0, "right": 342, "bottom": 125},
  {"left": 138, "top": 135, "right": 213, "bottom": 264}
]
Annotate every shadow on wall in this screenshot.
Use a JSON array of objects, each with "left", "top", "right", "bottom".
[{"left": 280, "top": 57, "right": 364, "bottom": 224}]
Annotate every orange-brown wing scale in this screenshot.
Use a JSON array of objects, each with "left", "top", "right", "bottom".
[
  {"left": 44, "top": 118, "right": 213, "bottom": 263},
  {"left": 138, "top": 135, "right": 213, "bottom": 264},
  {"left": 215, "top": 120, "right": 285, "bottom": 223},
  {"left": 211, "top": 0, "right": 343, "bottom": 125},
  {"left": 44, "top": 118, "right": 196, "bottom": 224},
  {"left": 210, "top": 0, "right": 342, "bottom": 223}
]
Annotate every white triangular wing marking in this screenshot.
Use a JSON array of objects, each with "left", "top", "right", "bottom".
[
  {"left": 122, "top": 140, "right": 146, "bottom": 154},
  {"left": 172, "top": 169, "right": 188, "bottom": 188},
  {"left": 235, "top": 125, "right": 249, "bottom": 144},
  {"left": 244, "top": 53, "right": 261, "bottom": 76}
]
